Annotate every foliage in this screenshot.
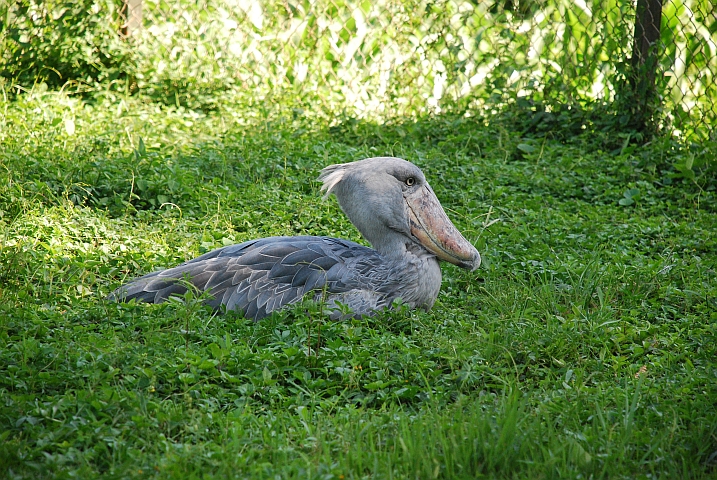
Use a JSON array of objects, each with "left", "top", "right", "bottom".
[
  {"left": 1, "top": 0, "right": 715, "bottom": 141},
  {"left": 1, "top": 90, "right": 716, "bottom": 478},
  {"left": 660, "top": 0, "right": 717, "bottom": 139},
  {"left": 123, "top": 0, "right": 641, "bottom": 114},
  {"left": 0, "top": 0, "right": 131, "bottom": 90}
]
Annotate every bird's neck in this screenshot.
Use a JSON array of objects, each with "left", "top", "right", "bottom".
[
  {"left": 382, "top": 239, "right": 442, "bottom": 310},
  {"left": 367, "top": 226, "right": 414, "bottom": 260}
]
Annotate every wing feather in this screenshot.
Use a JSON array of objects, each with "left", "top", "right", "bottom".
[
  {"left": 232, "top": 270, "right": 252, "bottom": 284},
  {"left": 224, "top": 286, "right": 250, "bottom": 311},
  {"left": 109, "top": 236, "right": 386, "bottom": 321},
  {"left": 205, "top": 273, "right": 237, "bottom": 293},
  {"left": 290, "top": 265, "right": 314, "bottom": 287},
  {"left": 303, "top": 269, "right": 326, "bottom": 293},
  {"left": 282, "top": 249, "right": 323, "bottom": 265},
  {"left": 243, "top": 302, "right": 258, "bottom": 320}
]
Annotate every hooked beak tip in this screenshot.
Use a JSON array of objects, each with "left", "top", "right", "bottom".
[
  {"left": 465, "top": 251, "right": 481, "bottom": 271},
  {"left": 449, "top": 245, "right": 481, "bottom": 271}
]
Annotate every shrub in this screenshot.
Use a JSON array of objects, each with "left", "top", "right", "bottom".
[{"left": 0, "top": 0, "right": 131, "bottom": 90}]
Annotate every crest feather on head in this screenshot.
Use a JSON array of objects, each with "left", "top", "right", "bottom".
[{"left": 318, "top": 163, "right": 346, "bottom": 199}]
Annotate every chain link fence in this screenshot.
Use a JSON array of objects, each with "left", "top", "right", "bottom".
[{"left": 2, "top": 0, "right": 716, "bottom": 141}]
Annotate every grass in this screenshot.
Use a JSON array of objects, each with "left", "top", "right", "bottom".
[{"left": 0, "top": 89, "right": 716, "bottom": 479}]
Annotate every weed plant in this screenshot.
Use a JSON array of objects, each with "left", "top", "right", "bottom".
[{"left": 0, "top": 89, "right": 715, "bottom": 479}]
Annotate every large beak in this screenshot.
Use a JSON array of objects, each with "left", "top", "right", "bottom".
[{"left": 405, "top": 185, "right": 481, "bottom": 271}]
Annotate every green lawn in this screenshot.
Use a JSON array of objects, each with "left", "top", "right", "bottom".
[{"left": 1, "top": 91, "right": 715, "bottom": 479}]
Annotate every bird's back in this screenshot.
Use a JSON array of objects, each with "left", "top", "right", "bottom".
[{"left": 109, "top": 236, "right": 396, "bottom": 320}]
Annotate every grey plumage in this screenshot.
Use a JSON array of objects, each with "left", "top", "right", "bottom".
[{"left": 109, "top": 157, "right": 481, "bottom": 320}]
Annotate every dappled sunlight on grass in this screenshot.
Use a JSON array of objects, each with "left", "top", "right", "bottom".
[{"left": 1, "top": 92, "right": 716, "bottom": 478}]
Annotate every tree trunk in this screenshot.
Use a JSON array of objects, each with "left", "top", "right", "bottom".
[{"left": 630, "top": 0, "right": 662, "bottom": 132}]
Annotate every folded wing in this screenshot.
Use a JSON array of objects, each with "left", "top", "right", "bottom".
[{"left": 109, "top": 236, "right": 381, "bottom": 321}]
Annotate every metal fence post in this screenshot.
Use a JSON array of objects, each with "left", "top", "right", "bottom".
[{"left": 121, "top": 0, "right": 143, "bottom": 38}]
